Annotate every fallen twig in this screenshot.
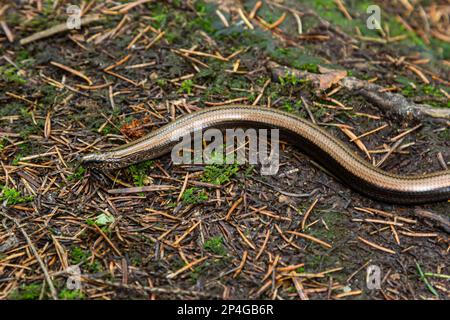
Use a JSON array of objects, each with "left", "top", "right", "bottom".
[
  {"left": 20, "top": 15, "right": 103, "bottom": 45},
  {"left": 268, "top": 61, "right": 450, "bottom": 123}
]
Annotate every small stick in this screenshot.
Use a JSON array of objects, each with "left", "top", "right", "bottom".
[
  {"left": 252, "top": 79, "right": 271, "bottom": 105},
  {"left": 290, "top": 271, "right": 309, "bottom": 300},
  {"left": 215, "top": 10, "right": 229, "bottom": 27},
  {"left": 172, "top": 221, "right": 201, "bottom": 246},
  {"left": 354, "top": 207, "right": 416, "bottom": 224},
  {"left": 274, "top": 224, "right": 302, "bottom": 250},
  {"left": 233, "top": 251, "right": 248, "bottom": 278},
  {"left": 50, "top": 61, "right": 93, "bottom": 85},
  {"left": 358, "top": 236, "right": 396, "bottom": 254},
  {"left": 390, "top": 124, "right": 422, "bottom": 142},
  {"left": 340, "top": 127, "right": 371, "bottom": 159},
  {"left": 407, "top": 65, "right": 429, "bottom": 84},
  {"left": 334, "top": 0, "right": 352, "bottom": 20},
  {"left": 437, "top": 152, "right": 448, "bottom": 170},
  {"left": 267, "top": 13, "right": 287, "bottom": 30},
  {"left": 249, "top": 1, "right": 262, "bottom": 19},
  {"left": 177, "top": 173, "right": 190, "bottom": 202},
  {"left": 301, "top": 96, "right": 316, "bottom": 124},
  {"left": 104, "top": 54, "right": 132, "bottom": 71},
  {"left": 375, "top": 137, "right": 405, "bottom": 168},
  {"left": 350, "top": 124, "right": 388, "bottom": 142},
  {"left": 20, "top": 15, "right": 102, "bottom": 45},
  {"left": 107, "top": 185, "right": 175, "bottom": 194},
  {"left": 167, "top": 256, "right": 208, "bottom": 279},
  {"left": 346, "top": 259, "right": 372, "bottom": 282},
  {"left": 390, "top": 224, "right": 401, "bottom": 245},
  {"left": 301, "top": 198, "right": 319, "bottom": 230},
  {"left": 0, "top": 21, "right": 14, "bottom": 42},
  {"left": 335, "top": 290, "right": 362, "bottom": 299},
  {"left": 255, "top": 229, "right": 271, "bottom": 260},
  {"left": 352, "top": 218, "right": 403, "bottom": 227},
  {"left": 287, "top": 230, "right": 332, "bottom": 249},
  {"left": 178, "top": 48, "right": 228, "bottom": 61},
  {"left": 93, "top": 224, "right": 122, "bottom": 256},
  {"left": 238, "top": 8, "right": 254, "bottom": 30},
  {"left": 292, "top": 12, "right": 302, "bottom": 34},
  {"left": 277, "top": 263, "right": 305, "bottom": 273},
  {"left": 414, "top": 209, "right": 450, "bottom": 233},
  {"left": 235, "top": 225, "right": 256, "bottom": 250},
  {"left": 225, "top": 196, "right": 243, "bottom": 220},
  {"left": 145, "top": 31, "right": 165, "bottom": 50},
  {"left": 127, "top": 25, "right": 151, "bottom": 49},
  {"left": 398, "top": 231, "right": 437, "bottom": 238}
]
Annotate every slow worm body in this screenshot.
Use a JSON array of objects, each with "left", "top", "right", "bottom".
[{"left": 81, "top": 105, "right": 450, "bottom": 204}]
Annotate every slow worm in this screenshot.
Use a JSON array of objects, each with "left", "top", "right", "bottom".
[{"left": 81, "top": 105, "right": 450, "bottom": 204}]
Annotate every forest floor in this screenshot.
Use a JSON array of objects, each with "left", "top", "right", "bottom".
[{"left": 0, "top": 0, "right": 449, "bottom": 300}]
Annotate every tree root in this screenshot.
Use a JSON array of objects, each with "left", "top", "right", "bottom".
[
  {"left": 268, "top": 61, "right": 450, "bottom": 124},
  {"left": 341, "top": 77, "right": 450, "bottom": 124},
  {"left": 414, "top": 209, "right": 450, "bottom": 234}
]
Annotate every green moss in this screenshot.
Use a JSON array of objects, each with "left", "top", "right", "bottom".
[
  {"left": 86, "top": 217, "right": 112, "bottom": 234},
  {"left": 313, "top": 105, "right": 327, "bottom": 118},
  {"left": 156, "top": 78, "right": 168, "bottom": 88},
  {"left": 298, "top": 63, "right": 320, "bottom": 73},
  {"left": 278, "top": 72, "right": 300, "bottom": 86},
  {"left": 422, "top": 84, "right": 444, "bottom": 97},
  {"left": 204, "top": 236, "right": 226, "bottom": 256},
  {"left": 0, "top": 65, "right": 27, "bottom": 85},
  {"left": 70, "top": 245, "right": 102, "bottom": 273},
  {"left": 188, "top": 1, "right": 216, "bottom": 34},
  {"left": 59, "top": 289, "right": 84, "bottom": 300},
  {"left": 19, "top": 124, "right": 41, "bottom": 140},
  {"left": 270, "top": 47, "right": 324, "bottom": 71},
  {"left": 86, "top": 259, "right": 103, "bottom": 273},
  {"left": 99, "top": 124, "right": 120, "bottom": 136},
  {"left": 143, "top": 1, "right": 170, "bottom": 29},
  {"left": 178, "top": 79, "right": 194, "bottom": 95},
  {"left": 0, "top": 50, "right": 35, "bottom": 85},
  {"left": 67, "top": 167, "right": 86, "bottom": 181},
  {"left": 202, "top": 161, "right": 239, "bottom": 185},
  {"left": 8, "top": 283, "right": 42, "bottom": 300},
  {"left": 281, "top": 100, "right": 303, "bottom": 113},
  {"left": 16, "top": 50, "right": 35, "bottom": 68},
  {"left": 127, "top": 160, "right": 154, "bottom": 186},
  {"left": 39, "top": 84, "right": 61, "bottom": 106},
  {"left": 0, "top": 102, "right": 26, "bottom": 117},
  {"left": 182, "top": 187, "right": 208, "bottom": 205},
  {"left": 24, "top": 0, "right": 62, "bottom": 31},
  {"left": 398, "top": 81, "right": 449, "bottom": 108},
  {"left": 189, "top": 265, "right": 203, "bottom": 283},
  {"left": 5, "top": 11, "right": 23, "bottom": 27},
  {"left": 307, "top": 211, "right": 346, "bottom": 243},
  {"left": 438, "top": 129, "right": 450, "bottom": 140},
  {"left": 70, "top": 246, "right": 89, "bottom": 265},
  {"left": 400, "top": 84, "right": 416, "bottom": 97},
  {"left": 0, "top": 186, "right": 34, "bottom": 205}
]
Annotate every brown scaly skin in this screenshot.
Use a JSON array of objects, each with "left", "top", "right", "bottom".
[{"left": 81, "top": 105, "right": 450, "bottom": 205}]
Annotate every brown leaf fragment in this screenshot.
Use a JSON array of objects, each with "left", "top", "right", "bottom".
[{"left": 120, "top": 116, "right": 151, "bottom": 139}]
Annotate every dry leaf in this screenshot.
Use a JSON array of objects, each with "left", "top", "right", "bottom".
[
  {"left": 315, "top": 66, "right": 347, "bottom": 90},
  {"left": 120, "top": 116, "right": 151, "bottom": 139}
]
